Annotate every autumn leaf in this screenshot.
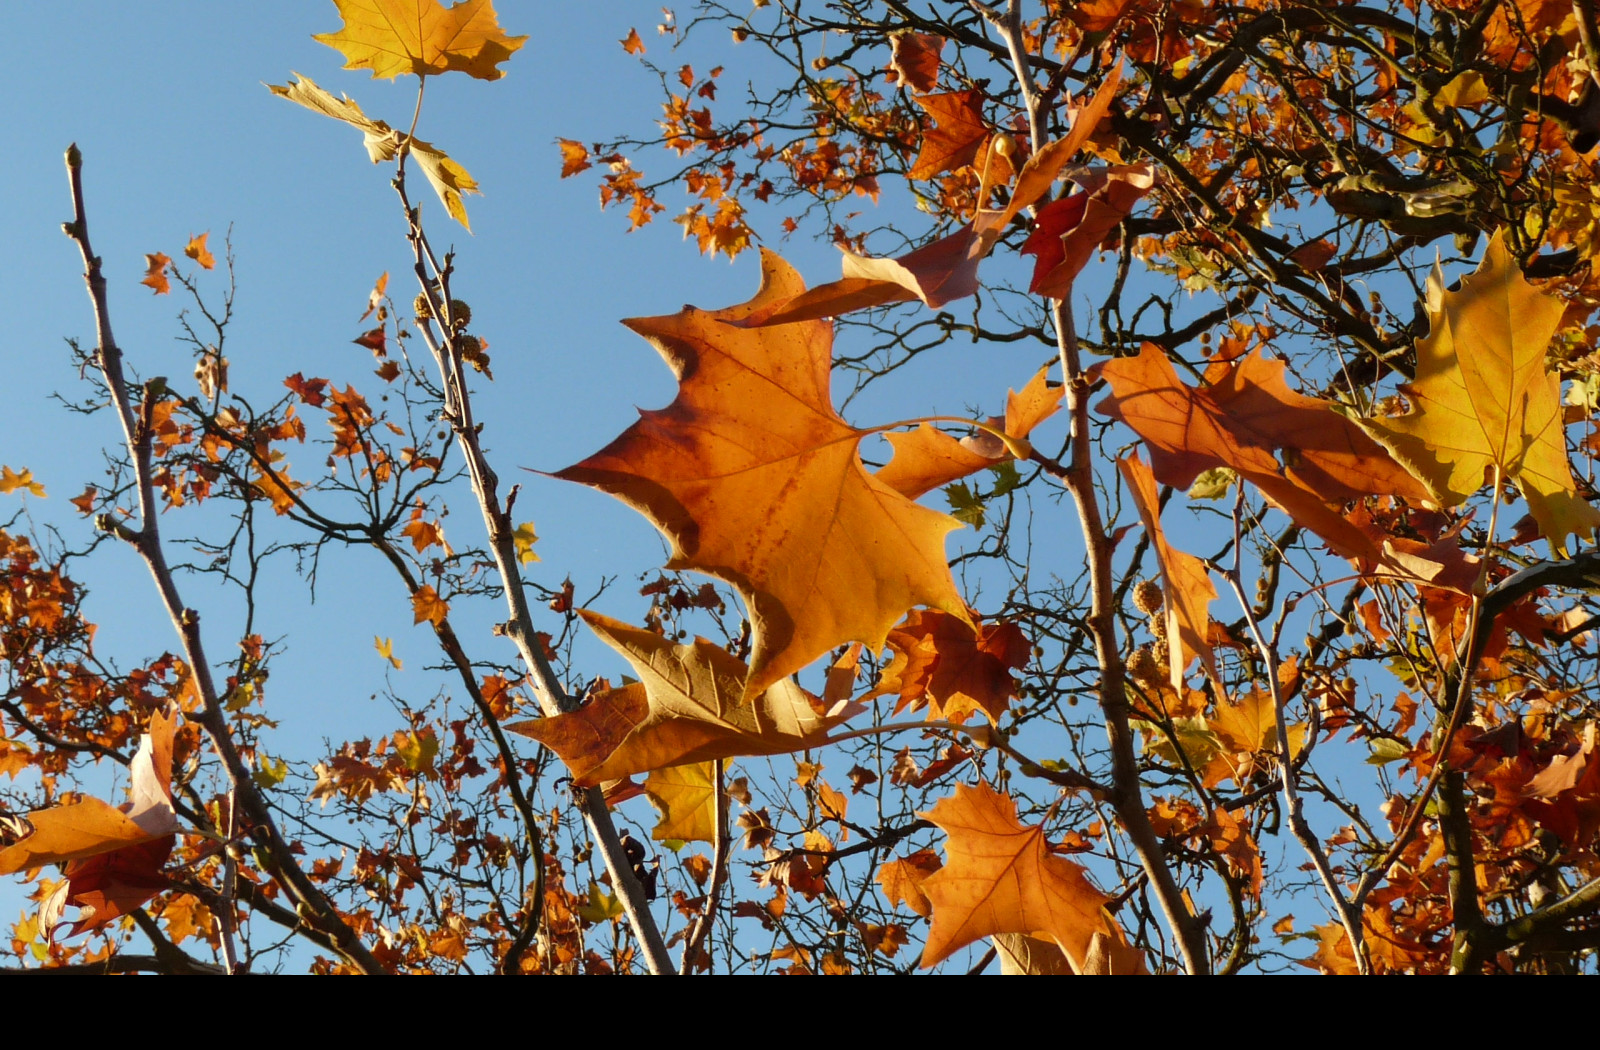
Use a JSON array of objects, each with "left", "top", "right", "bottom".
[
  {"left": 877, "top": 424, "right": 1001, "bottom": 500},
  {"left": 1119, "top": 454, "right": 1217, "bottom": 689},
  {"left": 313, "top": 0, "right": 527, "bottom": 81},
  {"left": 877, "top": 849, "right": 942, "bottom": 917},
  {"left": 918, "top": 782, "right": 1133, "bottom": 970},
  {"left": 412, "top": 584, "right": 449, "bottom": 626},
  {"left": 878, "top": 367, "right": 1063, "bottom": 499},
  {"left": 740, "top": 65, "right": 1123, "bottom": 328},
  {"left": 558, "top": 138, "right": 592, "bottom": 178},
  {"left": 1, "top": 708, "right": 180, "bottom": 937},
  {"left": 512, "top": 521, "right": 540, "bottom": 564},
  {"left": 507, "top": 611, "right": 861, "bottom": 785},
  {"left": 1021, "top": 164, "right": 1154, "bottom": 298},
  {"left": 645, "top": 761, "right": 717, "bottom": 843},
  {"left": 1204, "top": 687, "right": 1307, "bottom": 788},
  {"left": 142, "top": 252, "right": 171, "bottom": 295},
  {"left": 992, "top": 932, "right": 1075, "bottom": 974},
  {"left": 888, "top": 32, "right": 944, "bottom": 94},
  {"left": 556, "top": 250, "right": 968, "bottom": 700},
  {"left": 269, "top": 75, "right": 480, "bottom": 229},
  {"left": 1061, "top": 0, "right": 1137, "bottom": 32},
  {"left": 1358, "top": 230, "right": 1600, "bottom": 553},
  {"left": 1096, "top": 343, "right": 1431, "bottom": 561},
  {"left": 906, "top": 91, "right": 989, "bottom": 180},
  {"left": 360, "top": 271, "right": 388, "bottom": 322},
  {"left": 0, "top": 467, "right": 46, "bottom": 498},
  {"left": 184, "top": 232, "right": 215, "bottom": 270},
  {"left": 874, "top": 610, "right": 1030, "bottom": 724},
  {"left": 620, "top": 27, "right": 645, "bottom": 54},
  {"left": 375, "top": 635, "right": 403, "bottom": 669}
]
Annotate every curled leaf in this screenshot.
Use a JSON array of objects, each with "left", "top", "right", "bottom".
[{"left": 269, "top": 75, "right": 480, "bottom": 229}]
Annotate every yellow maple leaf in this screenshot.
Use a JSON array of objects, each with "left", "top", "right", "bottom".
[
  {"left": 269, "top": 75, "right": 479, "bottom": 229},
  {"left": 314, "top": 0, "right": 527, "bottom": 81},
  {"left": 374, "top": 636, "right": 402, "bottom": 670},
  {"left": 0, "top": 467, "right": 45, "bottom": 498},
  {"left": 644, "top": 761, "right": 717, "bottom": 843},
  {"left": 512, "top": 521, "right": 540, "bottom": 564},
  {"left": 1360, "top": 230, "right": 1600, "bottom": 554}
]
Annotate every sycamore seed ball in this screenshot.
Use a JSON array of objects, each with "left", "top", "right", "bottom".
[{"left": 1133, "top": 579, "right": 1164, "bottom": 615}]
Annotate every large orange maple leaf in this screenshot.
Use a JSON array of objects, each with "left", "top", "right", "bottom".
[
  {"left": 314, "top": 0, "right": 527, "bottom": 81},
  {"left": 918, "top": 782, "right": 1135, "bottom": 971},
  {"left": 557, "top": 250, "right": 968, "bottom": 699},
  {"left": 1358, "top": 230, "right": 1600, "bottom": 553}
]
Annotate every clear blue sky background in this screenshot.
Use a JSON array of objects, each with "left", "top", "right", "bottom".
[{"left": 2, "top": 2, "right": 1092, "bottom": 954}]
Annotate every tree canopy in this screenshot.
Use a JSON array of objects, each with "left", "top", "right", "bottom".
[{"left": 6, "top": 0, "right": 1600, "bottom": 974}]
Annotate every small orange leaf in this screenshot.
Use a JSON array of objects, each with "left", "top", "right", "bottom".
[
  {"left": 360, "top": 271, "right": 388, "bottom": 321},
  {"left": 184, "top": 232, "right": 215, "bottom": 270},
  {"left": 877, "top": 849, "right": 942, "bottom": 918},
  {"left": 558, "top": 138, "right": 592, "bottom": 178},
  {"left": 876, "top": 423, "right": 1002, "bottom": 501},
  {"left": 888, "top": 32, "right": 944, "bottom": 94},
  {"left": 875, "top": 610, "right": 1029, "bottom": 724},
  {"left": 621, "top": 27, "right": 645, "bottom": 54},
  {"left": 412, "top": 584, "right": 449, "bottom": 626},
  {"left": 142, "top": 253, "right": 171, "bottom": 295}
]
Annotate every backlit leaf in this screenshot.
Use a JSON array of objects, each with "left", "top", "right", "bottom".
[
  {"left": 142, "top": 253, "right": 171, "bottom": 295},
  {"left": 1119, "top": 454, "right": 1217, "bottom": 689},
  {"left": 0, "top": 467, "right": 46, "bottom": 498},
  {"left": 557, "top": 250, "right": 968, "bottom": 699},
  {"left": 1096, "top": 344, "right": 1431, "bottom": 561},
  {"left": 184, "top": 232, "right": 215, "bottom": 270},
  {"left": 918, "top": 782, "right": 1135, "bottom": 970},
  {"left": 269, "top": 74, "right": 480, "bottom": 228},
  {"left": 314, "top": 0, "right": 527, "bottom": 81},
  {"left": 1358, "top": 230, "right": 1600, "bottom": 553},
  {"left": 508, "top": 611, "right": 860, "bottom": 786}
]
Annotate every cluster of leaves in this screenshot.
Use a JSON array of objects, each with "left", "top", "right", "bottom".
[{"left": 9, "top": 0, "right": 1600, "bottom": 975}]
